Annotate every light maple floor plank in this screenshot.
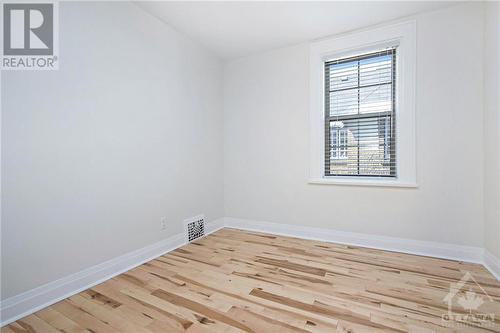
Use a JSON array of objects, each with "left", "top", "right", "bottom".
[{"left": 2, "top": 228, "right": 499, "bottom": 332}]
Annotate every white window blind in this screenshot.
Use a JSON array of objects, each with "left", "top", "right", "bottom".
[{"left": 324, "top": 48, "right": 396, "bottom": 177}]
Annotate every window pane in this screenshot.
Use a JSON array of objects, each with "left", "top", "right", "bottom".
[
  {"left": 328, "top": 60, "right": 358, "bottom": 91},
  {"left": 359, "top": 83, "right": 392, "bottom": 114},
  {"left": 359, "top": 55, "right": 392, "bottom": 86},
  {"left": 325, "top": 49, "right": 396, "bottom": 177},
  {"left": 329, "top": 88, "right": 358, "bottom": 116},
  {"left": 328, "top": 117, "right": 393, "bottom": 176}
]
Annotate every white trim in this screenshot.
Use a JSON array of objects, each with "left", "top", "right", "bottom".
[
  {"left": 0, "top": 218, "right": 225, "bottom": 327},
  {"left": 309, "top": 20, "right": 417, "bottom": 187},
  {"left": 309, "top": 177, "right": 418, "bottom": 188},
  {"left": 224, "top": 217, "right": 483, "bottom": 264},
  {"left": 483, "top": 250, "right": 500, "bottom": 281}
]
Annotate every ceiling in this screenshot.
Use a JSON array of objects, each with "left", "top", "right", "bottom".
[{"left": 135, "top": 1, "right": 459, "bottom": 60}]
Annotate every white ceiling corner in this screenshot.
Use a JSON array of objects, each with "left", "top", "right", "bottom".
[{"left": 135, "top": 1, "right": 460, "bottom": 60}]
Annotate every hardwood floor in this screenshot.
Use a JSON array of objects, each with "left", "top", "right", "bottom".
[{"left": 2, "top": 228, "right": 499, "bottom": 333}]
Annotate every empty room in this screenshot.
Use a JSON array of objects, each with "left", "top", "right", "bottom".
[{"left": 1, "top": 1, "right": 500, "bottom": 332}]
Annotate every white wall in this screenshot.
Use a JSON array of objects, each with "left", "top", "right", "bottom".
[
  {"left": 2, "top": 0, "right": 497, "bottom": 305},
  {"left": 484, "top": 2, "right": 500, "bottom": 259},
  {"left": 224, "top": 3, "right": 485, "bottom": 247},
  {"left": 1, "top": 2, "right": 224, "bottom": 300}
]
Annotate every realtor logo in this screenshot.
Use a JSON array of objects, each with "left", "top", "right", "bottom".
[
  {"left": 1, "top": 2, "right": 58, "bottom": 70},
  {"left": 442, "top": 271, "right": 495, "bottom": 328}
]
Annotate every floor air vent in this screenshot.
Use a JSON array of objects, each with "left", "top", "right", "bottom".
[{"left": 184, "top": 215, "right": 205, "bottom": 242}]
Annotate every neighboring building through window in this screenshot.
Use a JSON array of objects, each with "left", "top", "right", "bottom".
[
  {"left": 324, "top": 48, "right": 396, "bottom": 177},
  {"left": 330, "top": 126, "right": 348, "bottom": 160}
]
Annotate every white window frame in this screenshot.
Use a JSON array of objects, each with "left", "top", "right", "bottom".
[
  {"left": 330, "top": 127, "right": 348, "bottom": 160},
  {"left": 309, "top": 21, "right": 417, "bottom": 187}
]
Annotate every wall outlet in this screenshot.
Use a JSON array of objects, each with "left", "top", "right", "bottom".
[{"left": 160, "top": 217, "right": 168, "bottom": 230}]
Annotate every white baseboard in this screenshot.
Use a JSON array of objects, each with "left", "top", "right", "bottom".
[
  {"left": 0, "top": 218, "right": 224, "bottom": 327},
  {"left": 224, "top": 217, "right": 500, "bottom": 281},
  {"left": 1, "top": 216, "right": 497, "bottom": 327},
  {"left": 224, "top": 217, "right": 485, "bottom": 264},
  {"left": 483, "top": 249, "right": 500, "bottom": 281}
]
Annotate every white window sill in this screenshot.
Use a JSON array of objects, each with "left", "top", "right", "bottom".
[{"left": 308, "top": 177, "right": 418, "bottom": 188}]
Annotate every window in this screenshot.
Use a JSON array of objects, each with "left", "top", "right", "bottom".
[
  {"left": 330, "top": 127, "right": 348, "bottom": 160},
  {"left": 325, "top": 49, "right": 396, "bottom": 177},
  {"left": 309, "top": 21, "right": 416, "bottom": 187}
]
